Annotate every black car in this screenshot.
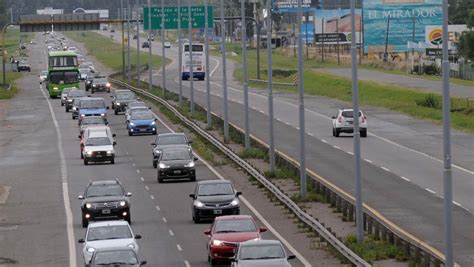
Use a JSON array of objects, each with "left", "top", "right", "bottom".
[
  {"left": 141, "top": 41, "right": 149, "bottom": 48},
  {"left": 17, "top": 60, "right": 31, "bottom": 72},
  {"left": 91, "top": 77, "right": 111, "bottom": 93},
  {"left": 157, "top": 147, "right": 198, "bottom": 183},
  {"left": 78, "top": 180, "right": 132, "bottom": 227},
  {"left": 189, "top": 180, "right": 241, "bottom": 223},
  {"left": 151, "top": 133, "right": 192, "bottom": 168},
  {"left": 90, "top": 247, "right": 146, "bottom": 267},
  {"left": 113, "top": 91, "right": 137, "bottom": 114},
  {"left": 85, "top": 73, "right": 101, "bottom": 91},
  {"left": 65, "top": 90, "right": 87, "bottom": 112},
  {"left": 71, "top": 97, "right": 89, "bottom": 120}
]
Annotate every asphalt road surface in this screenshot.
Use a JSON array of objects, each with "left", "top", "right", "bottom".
[
  {"left": 99, "top": 29, "right": 474, "bottom": 266},
  {"left": 0, "top": 35, "right": 308, "bottom": 267}
]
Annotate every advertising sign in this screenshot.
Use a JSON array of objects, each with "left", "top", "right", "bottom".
[
  {"left": 424, "top": 25, "right": 467, "bottom": 49},
  {"left": 314, "top": 9, "right": 362, "bottom": 44},
  {"left": 272, "top": 0, "right": 320, "bottom": 13},
  {"left": 363, "top": 0, "right": 442, "bottom": 53},
  {"left": 301, "top": 22, "right": 315, "bottom": 44}
]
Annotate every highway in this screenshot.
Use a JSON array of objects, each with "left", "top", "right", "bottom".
[
  {"left": 0, "top": 34, "right": 321, "bottom": 266},
  {"left": 99, "top": 29, "right": 474, "bottom": 265}
]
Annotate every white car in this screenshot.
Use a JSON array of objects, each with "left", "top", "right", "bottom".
[
  {"left": 78, "top": 220, "right": 141, "bottom": 265},
  {"left": 39, "top": 70, "right": 48, "bottom": 84},
  {"left": 82, "top": 131, "right": 116, "bottom": 165},
  {"left": 232, "top": 240, "right": 295, "bottom": 267},
  {"left": 164, "top": 42, "right": 171, "bottom": 48},
  {"left": 332, "top": 108, "right": 367, "bottom": 137}
]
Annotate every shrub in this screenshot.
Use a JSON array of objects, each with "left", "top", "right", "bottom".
[{"left": 415, "top": 94, "right": 441, "bottom": 109}]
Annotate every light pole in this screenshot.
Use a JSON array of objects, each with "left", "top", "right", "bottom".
[
  {"left": 178, "top": 0, "right": 183, "bottom": 104},
  {"left": 136, "top": 0, "right": 140, "bottom": 87},
  {"left": 121, "top": 0, "right": 126, "bottom": 80},
  {"left": 161, "top": 0, "right": 166, "bottom": 98},
  {"left": 296, "top": 0, "right": 306, "bottom": 198},
  {"left": 127, "top": 0, "right": 131, "bottom": 83},
  {"left": 266, "top": 0, "right": 275, "bottom": 172},
  {"left": 205, "top": 0, "right": 212, "bottom": 128},
  {"left": 220, "top": 0, "right": 229, "bottom": 142},
  {"left": 189, "top": 0, "right": 195, "bottom": 115},
  {"left": 147, "top": 0, "right": 152, "bottom": 91},
  {"left": 241, "top": 0, "right": 250, "bottom": 149}
]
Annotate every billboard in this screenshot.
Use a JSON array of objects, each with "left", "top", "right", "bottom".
[
  {"left": 314, "top": 9, "right": 362, "bottom": 44},
  {"left": 363, "top": 0, "right": 442, "bottom": 53},
  {"left": 272, "top": 0, "right": 320, "bottom": 13}
]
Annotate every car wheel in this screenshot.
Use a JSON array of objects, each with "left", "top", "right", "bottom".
[
  {"left": 107, "top": 89, "right": 111, "bottom": 93},
  {"left": 114, "top": 109, "right": 118, "bottom": 115},
  {"left": 61, "top": 102, "right": 64, "bottom": 106},
  {"left": 72, "top": 114, "right": 76, "bottom": 120},
  {"left": 65, "top": 107, "right": 69, "bottom": 112},
  {"left": 361, "top": 129, "right": 367, "bottom": 138},
  {"left": 80, "top": 152, "right": 83, "bottom": 159},
  {"left": 112, "top": 103, "right": 115, "bottom": 109},
  {"left": 335, "top": 128, "right": 340, "bottom": 137},
  {"left": 111, "top": 158, "right": 115, "bottom": 164},
  {"left": 153, "top": 160, "right": 157, "bottom": 169},
  {"left": 210, "top": 258, "right": 218, "bottom": 266},
  {"left": 152, "top": 131, "right": 157, "bottom": 135},
  {"left": 332, "top": 128, "right": 335, "bottom": 137},
  {"left": 157, "top": 176, "right": 163, "bottom": 183},
  {"left": 84, "top": 159, "right": 88, "bottom": 165},
  {"left": 193, "top": 212, "right": 200, "bottom": 223},
  {"left": 190, "top": 175, "right": 196, "bottom": 182},
  {"left": 128, "top": 131, "right": 132, "bottom": 136},
  {"left": 125, "top": 214, "right": 131, "bottom": 224},
  {"left": 82, "top": 216, "right": 88, "bottom": 228},
  {"left": 91, "top": 88, "right": 94, "bottom": 94}
]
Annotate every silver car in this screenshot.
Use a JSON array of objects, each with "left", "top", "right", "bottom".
[
  {"left": 78, "top": 220, "right": 141, "bottom": 265},
  {"left": 231, "top": 240, "right": 295, "bottom": 267}
]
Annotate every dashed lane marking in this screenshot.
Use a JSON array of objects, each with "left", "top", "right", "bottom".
[
  {"left": 177, "top": 244, "right": 182, "bottom": 251},
  {"left": 169, "top": 230, "right": 174, "bottom": 236},
  {"left": 163, "top": 217, "right": 167, "bottom": 223},
  {"left": 145, "top": 186, "right": 149, "bottom": 191},
  {"left": 150, "top": 195, "right": 155, "bottom": 200},
  {"left": 155, "top": 205, "right": 160, "bottom": 211},
  {"left": 364, "top": 159, "right": 373, "bottom": 163},
  {"left": 140, "top": 177, "right": 144, "bottom": 182},
  {"left": 400, "top": 176, "right": 410, "bottom": 182},
  {"left": 425, "top": 188, "right": 436, "bottom": 194},
  {"left": 381, "top": 167, "right": 391, "bottom": 172}
]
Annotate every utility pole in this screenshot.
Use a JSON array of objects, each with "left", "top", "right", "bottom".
[
  {"left": 297, "top": 0, "right": 306, "bottom": 198},
  {"left": 411, "top": 14, "right": 416, "bottom": 73},
  {"left": 136, "top": 0, "right": 140, "bottom": 87},
  {"left": 441, "top": 0, "right": 453, "bottom": 265},
  {"left": 321, "top": 18, "right": 325, "bottom": 62},
  {"left": 178, "top": 0, "right": 183, "bottom": 104},
  {"left": 266, "top": 0, "right": 275, "bottom": 172},
  {"left": 147, "top": 0, "right": 152, "bottom": 91},
  {"left": 10, "top": 8, "right": 13, "bottom": 24},
  {"left": 241, "top": 0, "right": 250, "bottom": 149},
  {"left": 188, "top": 0, "right": 195, "bottom": 115},
  {"left": 384, "top": 16, "right": 390, "bottom": 63},
  {"left": 127, "top": 0, "right": 131, "bottom": 83},
  {"left": 121, "top": 0, "right": 126, "bottom": 80},
  {"left": 221, "top": 0, "right": 229, "bottom": 142},
  {"left": 205, "top": 0, "right": 212, "bottom": 128},
  {"left": 161, "top": 0, "right": 166, "bottom": 98},
  {"left": 336, "top": 17, "right": 340, "bottom": 65},
  {"left": 350, "top": 0, "right": 363, "bottom": 243}
]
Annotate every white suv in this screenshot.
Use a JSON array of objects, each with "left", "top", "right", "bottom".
[
  {"left": 332, "top": 109, "right": 367, "bottom": 137},
  {"left": 78, "top": 220, "right": 141, "bottom": 265}
]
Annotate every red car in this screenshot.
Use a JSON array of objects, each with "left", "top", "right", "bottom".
[{"left": 204, "top": 215, "right": 267, "bottom": 265}]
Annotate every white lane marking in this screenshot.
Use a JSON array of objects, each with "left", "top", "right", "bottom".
[
  {"left": 400, "top": 176, "right": 411, "bottom": 182},
  {"left": 184, "top": 260, "right": 191, "bottom": 267},
  {"left": 381, "top": 167, "right": 391, "bottom": 172},
  {"left": 40, "top": 86, "right": 76, "bottom": 267},
  {"left": 140, "top": 177, "right": 144, "bottom": 182},
  {"left": 425, "top": 188, "right": 436, "bottom": 194},
  {"left": 364, "top": 159, "right": 373, "bottom": 163},
  {"left": 296, "top": 127, "right": 300, "bottom": 130},
  {"left": 163, "top": 217, "right": 168, "bottom": 223},
  {"left": 321, "top": 139, "right": 327, "bottom": 143},
  {"left": 308, "top": 133, "right": 314, "bottom": 137},
  {"left": 284, "top": 122, "right": 291, "bottom": 126},
  {"left": 276, "top": 118, "right": 282, "bottom": 122},
  {"left": 155, "top": 205, "right": 161, "bottom": 211},
  {"left": 177, "top": 244, "right": 182, "bottom": 251},
  {"left": 132, "top": 163, "right": 136, "bottom": 167},
  {"left": 169, "top": 230, "right": 175, "bottom": 236},
  {"left": 333, "top": 145, "right": 341, "bottom": 150},
  {"left": 153, "top": 111, "right": 311, "bottom": 267},
  {"left": 258, "top": 109, "right": 265, "bottom": 114},
  {"left": 347, "top": 151, "right": 354, "bottom": 155},
  {"left": 136, "top": 169, "right": 140, "bottom": 174},
  {"left": 453, "top": 201, "right": 462, "bottom": 207},
  {"left": 150, "top": 195, "right": 155, "bottom": 200},
  {"left": 210, "top": 58, "right": 220, "bottom": 77},
  {"left": 145, "top": 185, "right": 149, "bottom": 191}
]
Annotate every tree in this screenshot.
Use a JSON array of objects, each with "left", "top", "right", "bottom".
[
  {"left": 458, "top": 9, "right": 474, "bottom": 61},
  {"left": 0, "top": 0, "right": 8, "bottom": 28}
]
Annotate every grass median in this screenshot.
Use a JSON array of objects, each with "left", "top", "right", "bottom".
[
  {"left": 64, "top": 31, "right": 169, "bottom": 72},
  {"left": 216, "top": 47, "right": 474, "bottom": 133}
]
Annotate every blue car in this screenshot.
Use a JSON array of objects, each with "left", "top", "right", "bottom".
[
  {"left": 127, "top": 111, "right": 157, "bottom": 136},
  {"left": 78, "top": 97, "right": 109, "bottom": 123}
]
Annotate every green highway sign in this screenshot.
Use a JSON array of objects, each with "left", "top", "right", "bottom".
[{"left": 143, "top": 6, "right": 213, "bottom": 30}]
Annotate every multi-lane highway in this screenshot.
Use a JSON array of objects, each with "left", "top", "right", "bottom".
[
  {"left": 99, "top": 29, "right": 474, "bottom": 265},
  {"left": 0, "top": 34, "right": 332, "bottom": 266}
]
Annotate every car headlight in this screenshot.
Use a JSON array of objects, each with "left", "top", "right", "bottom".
[
  {"left": 85, "top": 203, "right": 92, "bottom": 209},
  {"left": 81, "top": 114, "right": 85, "bottom": 117},
  {"left": 106, "top": 83, "right": 111, "bottom": 87},
  {"left": 86, "top": 247, "right": 95, "bottom": 253},
  {"left": 119, "top": 201, "right": 126, "bottom": 207},
  {"left": 53, "top": 87, "right": 59, "bottom": 90},
  {"left": 194, "top": 200, "right": 204, "bottom": 208},
  {"left": 158, "top": 162, "right": 169, "bottom": 169},
  {"left": 85, "top": 150, "right": 93, "bottom": 155},
  {"left": 151, "top": 121, "right": 156, "bottom": 125},
  {"left": 93, "top": 84, "right": 96, "bottom": 87},
  {"left": 230, "top": 199, "right": 239, "bottom": 206},
  {"left": 107, "top": 150, "right": 114, "bottom": 155},
  {"left": 212, "top": 240, "right": 223, "bottom": 246},
  {"left": 72, "top": 106, "right": 77, "bottom": 111},
  {"left": 100, "top": 113, "right": 105, "bottom": 117},
  {"left": 154, "top": 149, "right": 161, "bottom": 155},
  {"left": 116, "top": 102, "right": 121, "bottom": 106},
  {"left": 129, "top": 122, "right": 135, "bottom": 126},
  {"left": 86, "top": 81, "right": 91, "bottom": 84},
  {"left": 249, "top": 237, "right": 260, "bottom": 241},
  {"left": 184, "top": 161, "right": 195, "bottom": 168},
  {"left": 67, "top": 99, "right": 73, "bottom": 102}
]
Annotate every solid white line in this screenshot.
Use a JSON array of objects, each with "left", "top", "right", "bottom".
[
  {"left": 136, "top": 169, "right": 140, "bottom": 174},
  {"left": 153, "top": 110, "right": 312, "bottom": 267},
  {"left": 381, "top": 167, "right": 391, "bottom": 172},
  {"left": 155, "top": 205, "right": 160, "bottom": 211},
  {"left": 177, "top": 244, "right": 182, "bottom": 251},
  {"left": 163, "top": 217, "right": 168, "bottom": 223},
  {"left": 145, "top": 185, "right": 149, "bottom": 191},
  {"left": 169, "top": 230, "right": 175, "bottom": 236},
  {"left": 400, "top": 176, "right": 411, "bottom": 182},
  {"left": 210, "top": 58, "right": 220, "bottom": 77},
  {"left": 425, "top": 188, "right": 436, "bottom": 194},
  {"left": 150, "top": 195, "right": 155, "bottom": 200},
  {"left": 140, "top": 177, "right": 144, "bottom": 182},
  {"left": 184, "top": 260, "right": 191, "bottom": 267},
  {"left": 364, "top": 159, "right": 373, "bottom": 163},
  {"left": 40, "top": 86, "right": 76, "bottom": 267}
]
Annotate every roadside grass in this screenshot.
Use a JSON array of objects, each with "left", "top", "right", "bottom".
[
  {"left": 4, "top": 28, "right": 33, "bottom": 58},
  {"left": 345, "top": 234, "right": 408, "bottom": 263},
  {"left": 216, "top": 47, "right": 474, "bottom": 133},
  {"left": 0, "top": 73, "right": 21, "bottom": 99},
  {"left": 64, "top": 31, "right": 168, "bottom": 71}
]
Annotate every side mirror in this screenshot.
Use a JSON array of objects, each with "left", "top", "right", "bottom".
[
  {"left": 78, "top": 238, "right": 85, "bottom": 243},
  {"left": 148, "top": 107, "right": 152, "bottom": 109},
  {"left": 112, "top": 134, "right": 116, "bottom": 137},
  {"left": 259, "top": 227, "right": 267, "bottom": 233},
  {"left": 113, "top": 141, "right": 117, "bottom": 145},
  {"left": 135, "top": 234, "right": 142, "bottom": 239},
  {"left": 236, "top": 191, "right": 242, "bottom": 197},
  {"left": 154, "top": 118, "right": 158, "bottom": 122},
  {"left": 230, "top": 256, "right": 237, "bottom": 262},
  {"left": 287, "top": 255, "right": 296, "bottom": 260},
  {"left": 151, "top": 142, "right": 156, "bottom": 146},
  {"left": 140, "top": 261, "right": 147, "bottom": 266},
  {"left": 189, "top": 193, "right": 195, "bottom": 198},
  {"left": 194, "top": 157, "right": 198, "bottom": 161},
  {"left": 78, "top": 135, "right": 81, "bottom": 139},
  {"left": 204, "top": 230, "right": 211, "bottom": 235},
  {"left": 78, "top": 195, "right": 84, "bottom": 200},
  {"left": 105, "top": 122, "right": 109, "bottom": 125},
  {"left": 126, "top": 192, "right": 132, "bottom": 197},
  {"left": 331, "top": 116, "right": 336, "bottom": 119},
  {"left": 106, "top": 106, "right": 110, "bottom": 109},
  {"left": 188, "top": 141, "right": 193, "bottom": 144}
]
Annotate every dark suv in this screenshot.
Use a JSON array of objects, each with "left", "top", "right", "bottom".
[
  {"left": 78, "top": 180, "right": 132, "bottom": 227},
  {"left": 91, "top": 76, "right": 111, "bottom": 93},
  {"left": 151, "top": 133, "right": 192, "bottom": 168},
  {"left": 85, "top": 73, "right": 101, "bottom": 91},
  {"left": 65, "top": 90, "right": 87, "bottom": 112},
  {"left": 113, "top": 91, "right": 137, "bottom": 115}
]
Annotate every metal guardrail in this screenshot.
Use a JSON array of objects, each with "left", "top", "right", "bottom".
[{"left": 108, "top": 76, "right": 371, "bottom": 267}]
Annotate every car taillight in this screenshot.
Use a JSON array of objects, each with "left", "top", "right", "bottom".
[{"left": 338, "top": 116, "right": 342, "bottom": 123}]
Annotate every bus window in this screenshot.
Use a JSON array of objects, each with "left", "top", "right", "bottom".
[{"left": 184, "top": 45, "right": 204, "bottom": 52}]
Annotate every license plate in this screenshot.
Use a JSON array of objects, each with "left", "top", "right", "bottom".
[
  {"left": 96, "top": 155, "right": 103, "bottom": 158},
  {"left": 174, "top": 170, "right": 181, "bottom": 174},
  {"left": 102, "top": 209, "right": 111, "bottom": 214},
  {"left": 213, "top": 210, "right": 222, "bottom": 215}
]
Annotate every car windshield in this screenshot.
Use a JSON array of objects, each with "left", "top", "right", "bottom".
[
  {"left": 87, "top": 225, "right": 132, "bottom": 241},
  {"left": 117, "top": 92, "right": 135, "bottom": 100},
  {"left": 130, "top": 108, "right": 149, "bottom": 115},
  {"left": 239, "top": 244, "right": 285, "bottom": 260},
  {"left": 82, "top": 117, "right": 105, "bottom": 125},
  {"left": 156, "top": 135, "right": 187, "bottom": 145},
  {"left": 86, "top": 137, "right": 111, "bottom": 146},
  {"left": 93, "top": 250, "right": 138, "bottom": 265},
  {"left": 198, "top": 183, "right": 234, "bottom": 196},
  {"left": 131, "top": 112, "right": 153, "bottom": 120},
  {"left": 94, "top": 78, "right": 108, "bottom": 83},
  {"left": 86, "top": 184, "right": 124, "bottom": 198},
  {"left": 81, "top": 100, "right": 105, "bottom": 109},
  {"left": 161, "top": 149, "right": 191, "bottom": 161},
  {"left": 41, "top": 71, "right": 48, "bottom": 76},
  {"left": 341, "top": 111, "right": 362, "bottom": 118},
  {"left": 214, "top": 219, "right": 257, "bottom": 233},
  {"left": 68, "top": 90, "right": 86, "bottom": 97},
  {"left": 128, "top": 102, "right": 146, "bottom": 108}
]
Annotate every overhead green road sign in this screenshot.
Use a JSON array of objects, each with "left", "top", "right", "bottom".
[{"left": 143, "top": 6, "right": 213, "bottom": 30}]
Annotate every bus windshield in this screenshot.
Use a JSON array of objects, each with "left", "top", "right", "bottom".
[
  {"left": 50, "top": 71, "right": 79, "bottom": 84},
  {"left": 184, "top": 44, "right": 204, "bottom": 52}
]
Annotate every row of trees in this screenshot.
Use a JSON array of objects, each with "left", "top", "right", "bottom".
[{"left": 458, "top": 9, "right": 474, "bottom": 61}]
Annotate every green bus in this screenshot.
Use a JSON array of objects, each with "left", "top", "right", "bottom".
[{"left": 46, "top": 51, "right": 80, "bottom": 98}]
